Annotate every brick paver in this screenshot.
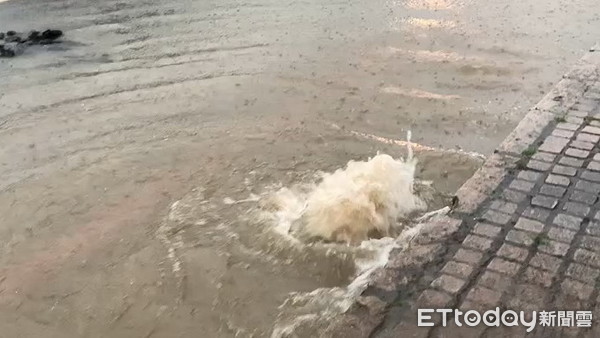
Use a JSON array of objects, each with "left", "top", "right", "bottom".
[
  {"left": 368, "top": 53, "right": 600, "bottom": 338},
  {"left": 416, "top": 94, "right": 600, "bottom": 337}
]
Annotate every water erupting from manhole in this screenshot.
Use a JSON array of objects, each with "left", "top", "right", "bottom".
[
  {"left": 263, "top": 132, "right": 427, "bottom": 245},
  {"left": 159, "top": 134, "right": 481, "bottom": 337},
  {"left": 256, "top": 134, "right": 439, "bottom": 336}
]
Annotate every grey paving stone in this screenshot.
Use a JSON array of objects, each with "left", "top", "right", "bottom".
[
  {"left": 472, "top": 222, "right": 501, "bottom": 238},
  {"left": 570, "top": 140, "right": 595, "bottom": 150},
  {"left": 573, "top": 101, "right": 595, "bottom": 112},
  {"left": 496, "top": 243, "right": 529, "bottom": 262},
  {"left": 531, "top": 152, "right": 556, "bottom": 163},
  {"left": 565, "top": 148, "right": 590, "bottom": 159},
  {"left": 553, "top": 214, "right": 583, "bottom": 230},
  {"left": 563, "top": 201, "right": 590, "bottom": 217},
  {"left": 576, "top": 132, "right": 600, "bottom": 143},
  {"left": 489, "top": 200, "right": 518, "bottom": 214},
  {"left": 514, "top": 217, "right": 544, "bottom": 233},
  {"left": 501, "top": 189, "right": 527, "bottom": 203},
  {"left": 552, "top": 128, "right": 574, "bottom": 138},
  {"left": 441, "top": 261, "right": 474, "bottom": 279},
  {"left": 561, "top": 279, "right": 594, "bottom": 301},
  {"left": 458, "top": 301, "right": 491, "bottom": 314},
  {"left": 557, "top": 123, "right": 580, "bottom": 131},
  {"left": 587, "top": 161, "right": 600, "bottom": 171},
  {"left": 573, "top": 249, "right": 600, "bottom": 268},
  {"left": 582, "top": 125, "right": 600, "bottom": 135},
  {"left": 569, "top": 107, "right": 590, "bottom": 117},
  {"left": 431, "top": 274, "right": 466, "bottom": 294},
  {"left": 547, "top": 226, "right": 577, "bottom": 243},
  {"left": 539, "top": 184, "right": 566, "bottom": 197},
  {"left": 526, "top": 160, "right": 552, "bottom": 172},
  {"left": 522, "top": 267, "right": 554, "bottom": 287},
  {"left": 465, "top": 285, "right": 502, "bottom": 306},
  {"left": 487, "top": 258, "right": 521, "bottom": 276},
  {"left": 531, "top": 195, "right": 558, "bottom": 209},
  {"left": 538, "top": 136, "right": 570, "bottom": 154},
  {"left": 506, "top": 230, "right": 535, "bottom": 246},
  {"left": 575, "top": 180, "right": 600, "bottom": 194},
  {"left": 482, "top": 209, "right": 512, "bottom": 225},
  {"left": 545, "top": 174, "right": 571, "bottom": 186},
  {"left": 453, "top": 248, "right": 483, "bottom": 264},
  {"left": 522, "top": 206, "right": 551, "bottom": 222},
  {"left": 517, "top": 170, "right": 542, "bottom": 182},
  {"left": 566, "top": 116, "right": 585, "bottom": 125},
  {"left": 552, "top": 165, "right": 578, "bottom": 176},
  {"left": 581, "top": 170, "right": 600, "bottom": 182},
  {"left": 569, "top": 190, "right": 597, "bottom": 205},
  {"left": 569, "top": 114, "right": 588, "bottom": 123},
  {"left": 586, "top": 222, "right": 600, "bottom": 237},
  {"left": 573, "top": 98, "right": 599, "bottom": 112},
  {"left": 538, "top": 240, "right": 570, "bottom": 256},
  {"left": 579, "top": 236, "right": 600, "bottom": 252},
  {"left": 478, "top": 270, "right": 512, "bottom": 292},
  {"left": 462, "top": 235, "right": 493, "bottom": 252},
  {"left": 594, "top": 153, "right": 600, "bottom": 161},
  {"left": 508, "top": 284, "right": 547, "bottom": 311},
  {"left": 559, "top": 156, "right": 584, "bottom": 167},
  {"left": 417, "top": 289, "right": 453, "bottom": 308},
  {"left": 529, "top": 252, "right": 562, "bottom": 272},
  {"left": 565, "top": 263, "right": 600, "bottom": 285},
  {"left": 509, "top": 179, "right": 535, "bottom": 192}
]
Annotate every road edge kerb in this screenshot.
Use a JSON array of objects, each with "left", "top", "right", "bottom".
[{"left": 455, "top": 45, "right": 600, "bottom": 214}]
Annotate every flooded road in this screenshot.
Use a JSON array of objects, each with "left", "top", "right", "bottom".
[{"left": 1, "top": 0, "right": 599, "bottom": 336}]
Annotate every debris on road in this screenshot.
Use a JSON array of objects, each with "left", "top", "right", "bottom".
[{"left": 0, "top": 29, "right": 63, "bottom": 57}]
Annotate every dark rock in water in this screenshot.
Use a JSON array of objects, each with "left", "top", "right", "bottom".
[
  {"left": 1, "top": 42, "right": 23, "bottom": 56},
  {"left": 27, "top": 30, "right": 40, "bottom": 42},
  {"left": 0, "top": 45, "right": 16, "bottom": 57},
  {"left": 0, "top": 29, "right": 64, "bottom": 57},
  {"left": 41, "top": 29, "right": 63, "bottom": 41},
  {"left": 5, "top": 35, "right": 22, "bottom": 43}
]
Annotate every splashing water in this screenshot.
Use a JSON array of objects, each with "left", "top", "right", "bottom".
[
  {"left": 245, "top": 135, "right": 466, "bottom": 336},
  {"left": 301, "top": 152, "right": 425, "bottom": 244},
  {"left": 264, "top": 132, "right": 426, "bottom": 245}
]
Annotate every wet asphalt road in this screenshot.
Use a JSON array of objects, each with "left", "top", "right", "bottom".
[{"left": 0, "top": 0, "right": 599, "bottom": 336}]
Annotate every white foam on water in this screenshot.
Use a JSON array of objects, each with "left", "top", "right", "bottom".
[
  {"left": 354, "top": 236, "right": 398, "bottom": 273},
  {"left": 270, "top": 236, "right": 400, "bottom": 338},
  {"left": 259, "top": 147, "right": 432, "bottom": 337},
  {"left": 261, "top": 151, "right": 426, "bottom": 245},
  {"left": 265, "top": 187, "right": 307, "bottom": 240},
  {"left": 301, "top": 153, "right": 425, "bottom": 244}
]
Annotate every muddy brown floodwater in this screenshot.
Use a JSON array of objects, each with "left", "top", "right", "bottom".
[{"left": 1, "top": 0, "right": 599, "bottom": 337}]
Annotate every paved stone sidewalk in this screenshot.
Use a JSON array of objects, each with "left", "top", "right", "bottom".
[
  {"left": 326, "top": 47, "right": 600, "bottom": 338},
  {"left": 419, "top": 100, "right": 600, "bottom": 337},
  {"left": 413, "top": 54, "right": 600, "bottom": 337}
]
